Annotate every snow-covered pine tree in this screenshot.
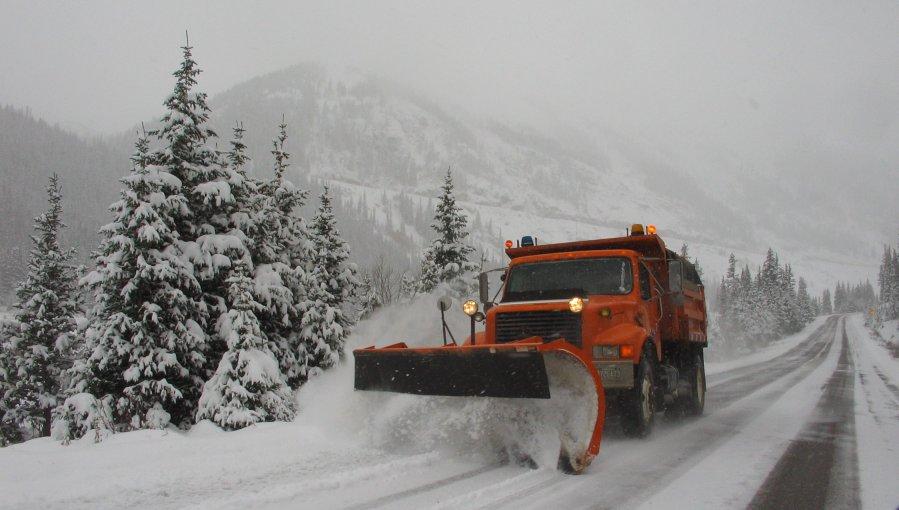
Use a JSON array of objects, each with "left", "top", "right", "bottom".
[
  {"left": 152, "top": 38, "right": 248, "bottom": 392},
  {"left": 418, "top": 167, "right": 478, "bottom": 294},
  {"left": 252, "top": 120, "right": 312, "bottom": 389},
  {"left": 0, "top": 174, "right": 79, "bottom": 440},
  {"left": 196, "top": 260, "right": 294, "bottom": 429},
  {"left": 878, "top": 245, "right": 899, "bottom": 321},
  {"left": 309, "top": 186, "right": 357, "bottom": 310},
  {"left": 228, "top": 122, "right": 250, "bottom": 171},
  {"left": 80, "top": 132, "right": 207, "bottom": 430},
  {"left": 821, "top": 289, "right": 833, "bottom": 315},
  {"left": 714, "top": 253, "right": 744, "bottom": 348},
  {"left": 302, "top": 185, "right": 357, "bottom": 368},
  {"left": 400, "top": 272, "right": 418, "bottom": 302},
  {"left": 891, "top": 247, "right": 899, "bottom": 320},
  {"left": 155, "top": 37, "right": 232, "bottom": 239},
  {"left": 748, "top": 269, "right": 777, "bottom": 345},
  {"left": 833, "top": 282, "right": 846, "bottom": 313},
  {"left": 355, "top": 274, "right": 380, "bottom": 320},
  {"left": 678, "top": 243, "right": 703, "bottom": 280},
  {"left": 779, "top": 264, "right": 800, "bottom": 334},
  {"left": 0, "top": 319, "right": 19, "bottom": 445},
  {"left": 796, "top": 277, "right": 814, "bottom": 325}
]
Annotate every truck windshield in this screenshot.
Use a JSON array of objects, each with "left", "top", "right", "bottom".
[{"left": 503, "top": 257, "right": 633, "bottom": 302}]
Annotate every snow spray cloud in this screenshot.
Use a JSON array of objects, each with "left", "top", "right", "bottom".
[{"left": 295, "top": 293, "right": 579, "bottom": 468}]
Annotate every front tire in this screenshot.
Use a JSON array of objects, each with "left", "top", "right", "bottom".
[{"left": 621, "top": 346, "right": 655, "bottom": 437}]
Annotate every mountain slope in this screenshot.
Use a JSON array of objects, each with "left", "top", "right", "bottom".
[
  {"left": 206, "top": 64, "right": 880, "bottom": 287},
  {"left": 0, "top": 64, "right": 883, "bottom": 302},
  {"left": 209, "top": 64, "right": 744, "bottom": 244}
]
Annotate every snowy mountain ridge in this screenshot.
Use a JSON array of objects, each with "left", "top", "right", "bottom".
[
  {"left": 206, "top": 63, "right": 880, "bottom": 291},
  {"left": 0, "top": 64, "right": 883, "bottom": 301}
]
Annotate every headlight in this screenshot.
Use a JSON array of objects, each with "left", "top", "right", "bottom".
[
  {"left": 568, "top": 296, "right": 584, "bottom": 313},
  {"left": 462, "top": 299, "right": 479, "bottom": 316},
  {"left": 593, "top": 345, "right": 620, "bottom": 359}
]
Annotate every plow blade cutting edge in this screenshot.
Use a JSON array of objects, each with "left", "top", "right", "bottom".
[{"left": 353, "top": 339, "right": 606, "bottom": 473}]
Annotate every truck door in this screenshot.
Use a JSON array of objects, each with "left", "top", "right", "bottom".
[{"left": 638, "top": 261, "right": 663, "bottom": 341}]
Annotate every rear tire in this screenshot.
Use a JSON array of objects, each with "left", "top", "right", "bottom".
[
  {"left": 682, "top": 351, "right": 705, "bottom": 416},
  {"left": 621, "top": 346, "right": 655, "bottom": 437}
]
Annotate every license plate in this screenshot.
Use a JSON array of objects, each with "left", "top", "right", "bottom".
[{"left": 600, "top": 366, "right": 621, "bottom": 379}]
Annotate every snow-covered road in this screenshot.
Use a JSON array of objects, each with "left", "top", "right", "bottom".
[{"left": 1, "top": 314, "right": 897, "bottom": 509}]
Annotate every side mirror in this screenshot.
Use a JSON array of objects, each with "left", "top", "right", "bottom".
[
  {"left": 437, "top": 296, "right": 453, "bottom": 312},
  {"left": 479, "top": 272, "right": 490, "bottom": 304},
  {"left": 668, "top": 260, "right": 684, "bottom": 305},
  {"left": 668, "top": 261, "right": 683, "bottom": 293}
]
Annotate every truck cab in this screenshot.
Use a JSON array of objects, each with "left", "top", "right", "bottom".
[{"left": 473, "top": 228, "right": 707, "bottom": 436}]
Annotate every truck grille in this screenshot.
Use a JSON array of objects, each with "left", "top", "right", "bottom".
[{"left": 495, "top": 311, "right": 582, "bottom": 347}]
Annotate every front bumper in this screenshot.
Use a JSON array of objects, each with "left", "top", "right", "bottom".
[{"left": 594, "top": 361, "right": 634, "bottom": 389}]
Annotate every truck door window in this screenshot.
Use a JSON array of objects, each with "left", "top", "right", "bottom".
[{"left": 639, "top": 263, "right": 651, "bottom": 300}]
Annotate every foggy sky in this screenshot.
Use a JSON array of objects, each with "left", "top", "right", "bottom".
[{"left": 2, "top": 1, "right": 897, "bottom": 189}]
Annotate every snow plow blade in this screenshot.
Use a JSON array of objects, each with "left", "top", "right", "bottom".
[
  {"left": 354, "top": 343, "right": 550, "bottom": 398},
  {"left": 353, "top": 339, "right": 606, "bottom": 474}
]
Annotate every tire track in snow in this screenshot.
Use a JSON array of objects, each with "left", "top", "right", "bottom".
[
  {"left": 488, "top": 316, "right": 839, "bottom": 510},
  {"left": 432, "top": 468, "right": 561, "bottom": 510},
  {"left": 340, "top": 462, "right": 504, "bottom": 510},
  {"left": 748, "top": 318, "right": 860, "bottom": 510},
  {"left": 336, "top": 317, "right": 840, "bottom": 510},
  {"left": 181, "top": 451, "right": 444, "bottom": 510}
]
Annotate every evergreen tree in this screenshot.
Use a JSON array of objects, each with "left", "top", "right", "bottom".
[
  {"left": 196, "top": 260, "right": 294, "bottom": 429},
  {"left": 222, "top": 122, "right": 298, "bottom": 388},
  {"left": 892, "top": 248, "right": 899, "bottom": 319},
  {"left": 419, "top": 168, "right": 477, "bottom": 294},
  {"left": 679, "top": 243, "right": 703, "bottom": 279},
  {"left": 780, "top": 264, "right": 800, "bottom": 333},
  {"left": 152, "top": 38, "right": 249, "bottom": 393},
  {"left": 796, "top": 277, "right": 814, "bottom": 325},
  {"left": 356, "top": 275, "right": 380, "bottom": 320},
  {"left": 400, "top": 273, "right": 418, "bottom": 302},
  {"left": 877, "top": 245, "right": 898, "bottom": 321},
  {"left": 252, "top": 120, "right": 312, "bottom": 389},
  {"left": 821, "top": 288, "right": 833, "bottom": 315},
  {"left": 0, "top": 321, "right": 22, "bottom": 444},
  {"left": 80, "top": 132, "right": 206, "bottom": 430},
  {"left": 0, "top": 175, "right": 79, "bottom": 439},
  {"left": 302, "top": 186, "right": 357, "bottom": 369},
  {"left": 309, "top": 186, "right": 357, "bottom": 311},
  {"left": 834, "top": 282, "right": 847, "bottom": 312}
]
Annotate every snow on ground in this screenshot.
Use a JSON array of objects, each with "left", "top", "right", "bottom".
[
  {"left": 847, "top": 315, "right": 899, "bottom": 510},
  {"left": 0, "top": 294, "right": 554, "bottom": 509},
  {"left": 873, "top": 318, "right": 898, "bottom": 348},
  {"left": 2, "top": 311, "right": 898, "bottom": 509},
  {"left": 637, "top": 317, "right": 842, "bottom": 509}
]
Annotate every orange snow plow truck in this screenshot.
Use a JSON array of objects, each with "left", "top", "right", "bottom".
[{"left": 353, "top": 226, "right": 707, "bottom": 473}]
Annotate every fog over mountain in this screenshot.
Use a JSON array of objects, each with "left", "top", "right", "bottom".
[{"left": 0, "top": 1, "right": 896, "bottom": 301}]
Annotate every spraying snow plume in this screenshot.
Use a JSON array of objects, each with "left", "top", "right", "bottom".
[{"left": 295, "top": 292, "right": 600, "bottom": 469}]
